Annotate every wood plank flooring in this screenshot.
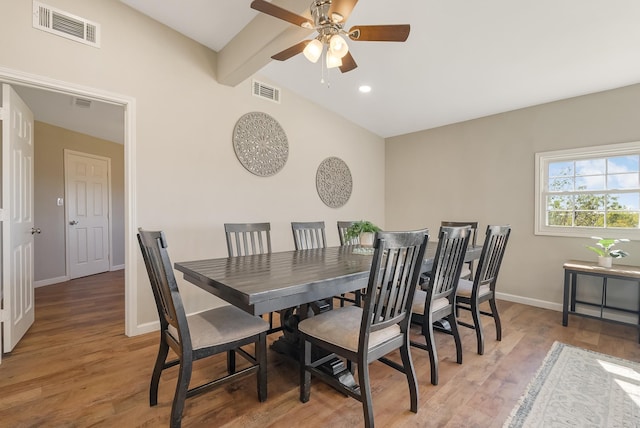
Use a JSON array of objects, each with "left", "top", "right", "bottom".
[{"left": 1, "top": 271, "right": 638, "bottom": 427}]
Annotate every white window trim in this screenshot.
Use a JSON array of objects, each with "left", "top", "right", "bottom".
[{"left": 535, "top": 141, "right": 640, "bottom": 239}]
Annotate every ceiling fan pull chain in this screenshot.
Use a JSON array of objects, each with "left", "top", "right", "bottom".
[{"left": 321, "top": 49, "right": 326, "bottom": 84}]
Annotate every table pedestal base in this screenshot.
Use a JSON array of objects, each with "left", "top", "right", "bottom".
[{"left": 270, "top": 301, "right": 357, "bottom": 389}]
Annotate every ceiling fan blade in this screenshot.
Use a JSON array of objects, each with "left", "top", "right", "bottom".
[
  {"left": 328, "top": 0, "right": 359, "bottom": 23},
  {"left": 339, "top": 51, "right": 357, "bottom": 73},
  {"left": 348, "top": 25, "right": 410, "bottom": 42},
  {"left": 271, "top": 40, "right": 310, "bottom": 61},
  {"left": 250, "top": 0, "right": 313, "bottom": 28}
]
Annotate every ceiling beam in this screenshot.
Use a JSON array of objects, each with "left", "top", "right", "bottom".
[{"left": 216, "top": 0, "right": 312, "bottom": 87}]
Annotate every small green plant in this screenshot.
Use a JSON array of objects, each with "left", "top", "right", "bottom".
[
  {"left": 344, "top": 220, "right": 381, "bottom": 241},
  {"left": 586, "top": 236, "right": 630, "bottom": 258}
]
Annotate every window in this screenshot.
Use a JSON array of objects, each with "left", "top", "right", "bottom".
[{"left": 535, "top": 142, "right": 640, "bottom": 237}]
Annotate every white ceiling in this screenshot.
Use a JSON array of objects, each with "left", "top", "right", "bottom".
[
  {"left": 120, "top": 0, "right": 640, "bottom": 138},
  {"left": 15, "top": 0, "right": 640, "bottom": 142}
]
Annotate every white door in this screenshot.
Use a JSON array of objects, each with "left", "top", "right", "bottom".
[
  {"left": 1, "top": 84, "right": 36, "bottom": 359},
  {"left": 65, "top": 150, "right": 111, "bottom": 279}
]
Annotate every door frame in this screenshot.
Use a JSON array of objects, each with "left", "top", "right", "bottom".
[
  {"left": 0, "top": 66, "right": 138, "bottom": 337},
  {"left": 64, "top": 150, "right": 113, "bottom": 278}
]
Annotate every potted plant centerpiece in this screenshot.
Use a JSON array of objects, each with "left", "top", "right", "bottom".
[
  {"left": 586, "top": 236, "right": 630, "bottom": 267},
  {"left": 344, "top": 220, "right": 381, "bottom": 247}
]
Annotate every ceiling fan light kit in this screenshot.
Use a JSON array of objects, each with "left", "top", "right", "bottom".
[
  {"left": 251, "top": 0, "right": 410, "bottom": 75},
  {"left": 303, "top": 39, "right": 323, "bottom": 63},
  {"left": 325, "top": 50, "right": 342, "bottom": 69}
]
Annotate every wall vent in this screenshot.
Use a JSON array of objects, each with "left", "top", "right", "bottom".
[
  {"left": 252, "top": 80, "right": 281, "bottom": 103},
  {"left": 73, "top": 97, "right": 92, "bottom": 109},
  {"left": 33, "top": 1, "right": 101, "bottom": 48}
]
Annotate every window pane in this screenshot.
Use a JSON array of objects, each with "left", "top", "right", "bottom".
[
  {"left": 549, "top": 161, "right": 573, "bottom": 177},
  {"left": 548, "top": 211, "right": 573, "bottom": 226},
  {"left": 576, "top": 175, "right": 605, "bottom": 190},
  {"left": 608, "top": 155, "right": 639, "bottom": 173},
  {"left": 608, "top": 173, "right": 639, "bottom": 189},
  {"left": 576, "top": 159, "right": 605, "bottom": 175},
  {"left": 608, "top": 193, "right": 640, "bottom": 210},
  {"left": 549, "top": 176, "right": 574, "bottom": 191},
  {"left": 575, "top": 193, "right": 605, "bottom": 210},
  {"left": 574, "top": 211, "right": 604, "bottom": 227},
  {"left": 607, "top": 212, "right": 640, "bottom": 228},
  {"left": 547, "top": 195, "right": 573, "bottom": 210}
]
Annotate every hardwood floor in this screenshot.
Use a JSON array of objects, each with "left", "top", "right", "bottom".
[{"left": 1, "top": 271, "right": 638, "bottom": 427}]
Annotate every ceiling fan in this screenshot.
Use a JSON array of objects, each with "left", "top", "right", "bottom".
[{"left": 250, "top": 0, "right": 410, "bottom": 73}]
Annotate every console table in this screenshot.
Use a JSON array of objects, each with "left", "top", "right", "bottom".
[{"left": 563, "top": 260, "right": 640, "bottom": 343}]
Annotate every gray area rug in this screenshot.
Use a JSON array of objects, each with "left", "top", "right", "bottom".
[{"left": 504, "top": 341, "right": 640, "bottom": 427}]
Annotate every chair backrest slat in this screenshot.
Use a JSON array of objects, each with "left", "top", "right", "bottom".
[
  {"left": 362, "top": 230, "right": 429, "bottom": 340},
  {"left": 291, "top": 221, "right": 327, "bottom": 250},
  {"left": 429, "top": 226, "right": 471, "bottom": 300},
  {"left": 224, "top": 223, "right": 272, "bottom": 257},
  {"left": 475, "top": 225, "right": 511, "bottom": 288}
]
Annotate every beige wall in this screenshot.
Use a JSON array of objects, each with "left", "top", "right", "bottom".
[
  {"left": 386, "top": 84, "right": 640, "bottom": 309},
  {"left": 34, "top": 121, "right": 125, "bottom": 282},
  {"left": 0, "top": 0, "right": 385, "bottom": 331}
]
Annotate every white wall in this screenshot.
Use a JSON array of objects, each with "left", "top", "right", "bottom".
[
  {"left": 386, "top": 84, "right": 640, "bottom": 312},
  {"left": 0, "top": 0, "right": 385, "bottom": 332}
]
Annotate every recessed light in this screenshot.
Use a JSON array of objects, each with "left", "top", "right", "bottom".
[{"left": 359, "top": 85, "right": 372, "bottom": 93}]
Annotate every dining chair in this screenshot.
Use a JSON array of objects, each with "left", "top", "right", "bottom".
[
  {"left": 441, "top": 221, "right": 478, "bottom": 279},
  {"left": 137, "top": 228, "right": 268, "bottom": 428},
  {"left": 298, "top": 229, "right": 429, "bottom": 428},
  {"left": 291, "top": 221, "right": 327, "bottom": 250},
  {"left": 224, "top": 222, "right": 278, "bottom": 332},
  {"left": 224, "top": 222, "right": 272, "bottom": 256},
  {"left": 411, "top": 225, "right": 471, "bottom": 385},
  {"left": 337, "top": 220, "right": 359, "bottom": 245},
  {"left": 455, "top": 225, "right": 511, "bottom": 355}
]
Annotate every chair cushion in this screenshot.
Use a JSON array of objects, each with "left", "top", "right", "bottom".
[
  {"left": 168, "top": 305, "right": 269, "bottom": 351},
  {"left": 456, "top": 279, "right": 492, "bottom": 299},
  {"left": 459, "top": 266, "right": 472, "bottom": 279},
  {"left": 412, "top": 289, "right": 450, "bottom": 315},
  {"left": 298, "top": 306, "right": 401, "bottom": 353}
]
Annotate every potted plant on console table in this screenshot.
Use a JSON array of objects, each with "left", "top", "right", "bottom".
[
  {"left": 344, "top": 220, "right": 381, "bottom": 247},
  {"left": 586, "top": 236, "right": 630, "bottom": 267}
]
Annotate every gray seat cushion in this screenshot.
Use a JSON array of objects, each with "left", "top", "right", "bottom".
[
  {"left": 456, "top": 279, "right": 491, "bottom": 299},
  {"left": 168, "top": 305, "right": 269, "bottom": 350},
  {"left": 412, "top": 289, "right": 449, "bottom": 315},
  {"left": 298, "top": 305, "right": 401, "bottom": 353}
]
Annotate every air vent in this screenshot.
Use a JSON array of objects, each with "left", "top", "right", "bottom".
[
  {"left": 73, "top": 97, "right": 92, "bottom": 109},
  {"left": 252, "top": 80, "right": 281, "bottom": 103},
  {"left": 33, "top": 1, "right": 100, "bottom": 48}
]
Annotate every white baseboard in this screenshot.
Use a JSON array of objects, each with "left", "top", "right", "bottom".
[
  {"left": 134, "top": 320, "right": 160, "bottom": 336},
  {"left": 34, "top": 276, "right": 69, "bottom": 288},
  {"left": 496, "top": 292, "right": 637, "bottom": 324},
  {"left": 111, "top": 264, "right": 125, "bottom": 271},
  {"left": 496, "top": 292, "right": 562, "bottom": 312}
]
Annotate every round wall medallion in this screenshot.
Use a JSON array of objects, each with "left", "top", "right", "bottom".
[
  {"left": 233, "top": 112, "right": 288, "bottom": 177},
  {"left": 316, "top": 157, "right": 352, "bottom": 208}
]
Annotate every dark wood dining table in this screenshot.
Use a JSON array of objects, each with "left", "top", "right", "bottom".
[{"left": 174, "top": 243, "right": 482, "bottom": 318}]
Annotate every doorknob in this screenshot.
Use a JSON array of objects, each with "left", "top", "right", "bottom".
[
  {"left": 31, "top": 227, "right": 41, "bottom": 235},
  {"left": 69, "top": 220, "right": 78, "bottom": 225}
]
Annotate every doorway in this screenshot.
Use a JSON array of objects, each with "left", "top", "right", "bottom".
[{"left": 0, "top": 66, "right": 137, "bottom": 338}]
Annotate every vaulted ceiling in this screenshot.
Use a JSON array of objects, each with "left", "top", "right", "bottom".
[
  {"left": 16, "top": 1, "right": 640, "bottom": 143},
  {"left": 121, "top": 0, "right": 640, "bottom": 138}
]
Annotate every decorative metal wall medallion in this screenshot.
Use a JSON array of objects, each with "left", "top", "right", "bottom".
[
  {"left": 233, "top": 112, "right": 288, "bottom": 177},
  {"left": 316, "top": 157, "right": 352, "bottom": 208}
]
